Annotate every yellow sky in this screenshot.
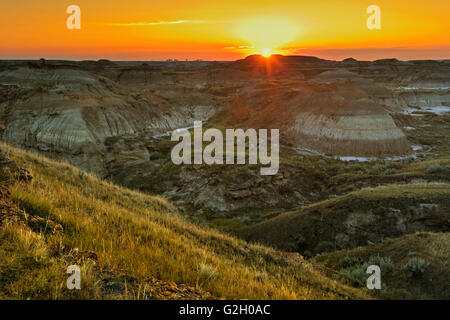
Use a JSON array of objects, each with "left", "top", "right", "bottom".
[{"left": 1, "top": 0, "right": 449, "bottom": 60}]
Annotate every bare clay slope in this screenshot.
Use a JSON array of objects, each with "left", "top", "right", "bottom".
[
  {"left": 0, "top": 61, "right": 218, "bottom": 177},
  {"left": 218, "top": 69, "right": 410, "bottom": 157}
]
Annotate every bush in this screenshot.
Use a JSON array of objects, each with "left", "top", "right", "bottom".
[
  {"left": 278, "top": 183, "right": 293, "bottom": 195},
  {"left": 197, "top": 263, "right": 218, "bottom": 284},
  {"left": 78, "top": 169, "right": 86, "bottom": 180},
  {"left": 426, "top": 164, "right": 443, "bottom": 174},
  {"left": 339, "top": 255, "right": 393, "bottom": 286},
  {"left": 367, "top": 255, "right": 394, "bottom": 271},
  {"left": 400, "top": 158, "right": 413, "bottom": 166},
  {"left": 366, "top": 163, "right": 387, "bottom": 175},
  {"left": 401, "top": 257, "right": 429, "bottom": 276},
  {"left": 341, "top": 256, "right": 363, "bottom": 268},
  {"left": 83, "top": 187, "right": 92, "bottom": 196},
  {"left": 340, "top": 267, "right": 367, "bottom": 286}
]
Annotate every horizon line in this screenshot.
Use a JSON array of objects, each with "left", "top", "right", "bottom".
[{"left": 1, "top": 54, "right": 449, "bottom": 63}]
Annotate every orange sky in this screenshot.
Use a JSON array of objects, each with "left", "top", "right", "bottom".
[{"left": 1, "top": 0, "right": 449, "bottom": 60}]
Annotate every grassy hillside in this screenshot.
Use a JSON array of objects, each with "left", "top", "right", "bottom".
[
  {"left": 0, "top": 142, "right": 367, "bottom": 300},
  {"left": 313, "top": 232, "right": 450, "bottom": 299},
  {"left": 241, "top": 182, "right": 450, "bottom": 256},
  {"left": 327, "top": 158, "right": 450, "bottom": 196}
]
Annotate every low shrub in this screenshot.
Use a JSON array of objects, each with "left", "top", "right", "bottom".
[
  {"left": 426, "top": 164, "right": 443, "bottom": 174},
  {"left": 401, "top": 257, "right": 429, "bottom": 276},
  {"left": 197, "top": 263, "right": 218, "bottom": 284}
]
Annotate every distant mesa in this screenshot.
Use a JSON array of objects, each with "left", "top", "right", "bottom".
[
  {"left": 96, "top": 59, "right": 116, "bottom": 67},
  {"left": 342, "top": 57, "right": 358, "bottom": 63},
  {"left": 373, "top": 58, "right": 400, "bottom": 64},
  {"left": 76, "top": 59, "right": 117, "bottom": 69},
  {"left": 241, "top": 54, "right": 329, "bottom": 64}
]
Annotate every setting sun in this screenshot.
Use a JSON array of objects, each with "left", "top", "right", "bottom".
[{"left": 262, "top": 48, "right": 272, "bottom": 57}]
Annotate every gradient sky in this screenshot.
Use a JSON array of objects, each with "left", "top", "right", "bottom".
[{"left": 1, "top": 0, "right": 449, "bottom": 61}]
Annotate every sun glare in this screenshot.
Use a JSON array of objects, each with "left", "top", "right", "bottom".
[
  {"left": 261, "top": 48, "right": 272, "bottom": 57},
  {"left": 234, "top": 17, "right": 299, "bottom": 54}
]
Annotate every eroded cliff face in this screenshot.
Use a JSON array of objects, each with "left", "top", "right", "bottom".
[
  {"left": 388, "top": 90, "right": 450, "bottom": 109},
  {"left": 0, "top": 63, "right": 218, "bottom": 176},
  {"left": 295, "top": 76, "right": 411, "bottom": 156},
  {"left": 292, "top": 113, "right": 410, "bottom": 156},
  {"left": 221, "top": 77, "right": 411, "bottom": 157}
]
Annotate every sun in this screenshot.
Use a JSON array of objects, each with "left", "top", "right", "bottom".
[{"left": 261, "top": 48, "right": 272, "bottom": 57}]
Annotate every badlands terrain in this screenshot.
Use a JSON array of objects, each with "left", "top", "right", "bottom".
[{"left": 0, "top": 55, "right": 449, "bottom": 299}]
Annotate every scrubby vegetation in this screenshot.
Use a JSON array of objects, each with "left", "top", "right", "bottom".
[
  {"left": 338, "top": 255, "right": 394, "bottom": 287},
  {"left": 401, "top": 257, "right": 429, "bottom": 276}
]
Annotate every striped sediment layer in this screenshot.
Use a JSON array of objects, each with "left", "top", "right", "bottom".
[
  {"left": 292, "top": 112, "right": 410, "bottom": 156},
  {"left": 222, "top": 76, "right": 413, "bottom": 157}
]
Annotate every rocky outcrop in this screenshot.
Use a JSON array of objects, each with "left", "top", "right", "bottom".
[{"left": 161, "top": 164, "right": 311, "bottom": 213}]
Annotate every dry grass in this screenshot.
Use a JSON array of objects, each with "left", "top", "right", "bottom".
[{"left": 0, "top": 142, "right": 367, "bottom": 300}]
